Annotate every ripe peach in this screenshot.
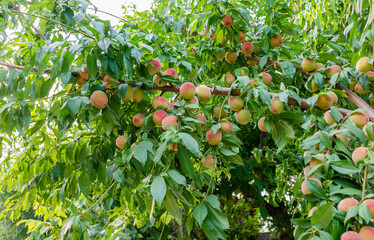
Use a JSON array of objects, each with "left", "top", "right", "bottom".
[
  {"left": 306, "top": 80, "right": 319, "bottom": 93},
  {"left": 147, "top": 59, "right": 162, "bottom": 74},
  {"left": 228, "top": 97, "right": 244, "bottom": 112},
  {"left": 338, "top": 198, "right": 360, "bottom": 212},
  {"left": 356, "top": 57, "right": 372, "bottom": 73},
  {"left": 153, "top": 110, "right": 168, "bottom": 126},
  {"left": 122, "top": 86, "right": 134, "bottom": 101},
  {"left": 116, "top": 135, "right": 128, "bottom": 149},
  {"left": 132, "top": 88, "right": 144, "bottom": 102},
  {"left": 324, "top": 110, "right": 342, "bottom": 125},
  {"left": 235, "top": 31, "right": 245, "bottom": 43},
  {"left": 352, "top": 147, "right": 368, "bottom": 164},
  {"left": 304, "top": 166, "right": 312, "bottom": 178},
  {"left": 226, "top": 74, "right": 236, "bottom": 87},
  {"left": 336, "top": 132, "right": 349, "bottom": 147},
  {"left": 213, "top": 106, "right": 227, "bottom": 119},
  {"left": 368, "top": 71, "right": 374, "bottom": 81},
  {"left": 168, "top": 102, "right": 176, "bottom": 110},
  {"left": 262, "top": 73, "right": 272, "bottom": 85},
  {"left": 153, "top": 74, "right": 167, "bottom": 87},
  {"left": 216, "top": 48, "right": 226, "bottom": 59},
  {"left": 76, "top": 77, "right": 85, "bottom": 86},
  {"left": 315, "top": 63, "right": 325, "bottom": 72},
  {"left": 90, "top": 90, "right": 108, "bottom": 109},
  {"left": 185, "top": 96, "right": 199, "bottom": 110},
  {"left": 363, "top": 123, "right": 374, "bottom": 140},
  {"left": 269, "top": 98, "right": 284, "bottom": 114},
  {"left": 269, "top": 34, "right": 283, "bottom": 47},
  {"left": 220, "top": 120, "right": 233, "bottom": 133},
  {"left": 307, "top": 207, "right": 318, "bottom": 217},
  {"left": 355, "top": 83, "right": 369, "bottom": 94},
  {"left": 349, "top": 112, "right": 369, "bottom": 128},
  {"left": 152, "top": 96, "right": 168, "bottom": 110},
  {"left": 327, "top": 91, "right": 338, "bottom": 105},
  {"left": 225, "top": 51, "right": 237, "bottom": 64},
  {"left": 221, "top": 15, "right": 233, "bottom": 27},
  {"left": 248, "top": 80, "right": 255, "bottom": 89},
  {"left": 236, "top": 109, "right": 251, "bottom": 125},
  {"left": 133, "top": 114, "right": 145, "bottom": 128},
  {"left": 162, "top": 115, "right": 177, "bottom": 130},
  {"left": 325, "top": 65, "right": 341, "bottom": 76},
  {"left": 103, "top": 75, "right": 113, "bottom": 88},
  {"left": 163, "top": 68, "right": 178, "bottom": 79},
  {"left": 341, "top": 231, "right": 362, "bottom": 240},
  {"left": 313, "top": 131, "right": 329, "bottom": 150},
  {"left": 316, "top": 93, "right": 332, "bottom": 110},
  {"left": 301, "top": 58, "right": 316, "bottom": 72},
  {"left": 180, "top": 82, "right": 196, "bottom": 100},
  {"left": 241, "top": 42, "right": 254, "bottom": 55},
  {"left": 258, "top": 117, "right": 267, "bottom": 132},
  {"left": 196, "top": 114, "right": 207, "bottom": 130},
  {"left": 79, "top": 67, "right": 89, "bottom": 80},
  {"left": 196, "top": 85, "right": 211, "bottom": 101},
  {"left": 362, "top": 199, "right": 374, "bottom": 219},
  {"left": 206, "top": 129, "right": 222, "bottom": 145},
  {"left": 300, "top": 178, "right": 322, "bottom": 195},
  {"left": 310, "top": 154, "right": 325, "bottom": 172},
  {"left": 202, "top": 153, "right": 217, "bottom": 168},
  {"left": 359, "top": 226, "right": 374, "bottom": 240}
]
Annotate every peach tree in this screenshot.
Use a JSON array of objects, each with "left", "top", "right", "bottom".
[{"left": 2, "top": 0, "right": 374, "bottom": 239}]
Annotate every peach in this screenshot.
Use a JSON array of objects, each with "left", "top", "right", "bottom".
[
  {"left": 103, "top": 75, "right": 113, "bottom": 89},
  {"left": 363, "top": 123, "right": 374, "bottom": 140},
  {"left": 242, "top": 42, "right": 254, "bottom": 55},
  {"left": 76, "top": 77, "right": 85, "bottom": 86},
  {"left": 304, "top": 166, "right": 312, "bottom": 178},
  {"left": 201, "top": 29, "right": 208, "bottom": 37},
  {"left": 133, "top": 114, "right": 145, "bottom": 128},
  {"left": 235, "top": 31, "right": 245, "bottom": 43},
  {"left": 247, "top": 59, "right": 257, "bottom": 66},
  {"left": 132, "top": 88, "right": 144, "bottom": 102},
  {"left": 220, "top": 120, "right": 233, "bottom": 133},
  {"left": 147, "top": 59, "right": 162, "bottom": 74},
  {"left": 196, "top": 85, "right": 211, "bottom": 101},
  {"left": 258, "top": 116, "right": 267, "bottom": 132},
  {"left": 368, "top": 71, "right": 374, "bottom": 81},
  {"left": 262, "top": 73, "right": 272, "bottom": 85},
  {"left": 341, "top": 231, "right": 362, "bottom": 240},
  {"left": 206, "top": 130, "right": 222, "bottom": 145},
  {"left": 180, "top": 82, "right": 196, "bottom": 100},
  {"left": 152, "top": 96, "right": 168, "bottom": 110},
  {"left": 307, "top": 207, "right": 318, "bottom": 217},
  {"left": 338, "top": 198, "right": 359, "bottom": 212},
  {"left": 362, "top": 199, "right": 374, "bottom": 219},
  {"left": 269, "top": 34, "right": 283, "bottom": 47},
  {"left": 226, "top": 74, "right": 236, "bottom": 87},
  {"left": 216, "top": 49, "right": 226, "bottom": 59},
  {"left": 300, "top": 178, "right": 322, "bottom": 195},
  {"left": 355, "top": 83, "right": 369, "bottom": 94},
  {"left": 169, "top": 143, "right": 178, "bottom": 151},
  {"left": 324, "top": 110, "right": 342, "bottom": 125},
  {"left": 153, "top": 110, "right": 168, "bottom": 126},
  {"left": 210, "top": 33, "right": 216, "bottom": 40},
  {"left": 310, "top": 154, "right": 325, "bottom": 172},
  {"left": 248, "top": 80, "right": 255, "bottom": 89},
  {"left": 236, "top": 109, "right": 251, "bottom": 125},
  {"left": 313, "top": 131, "right": 329, "bottom": 150},
  {"left": 336, "top": 132, "right": 349, "bottom": 147},
  {"left": 359, "top": 226, "right": 374, "bottom": 240},
  {"left": 328, "top": 91, "right": 338, "bottom": 105},
  {"left": 301, "top": 58, "right": 316, "bottom": 72},
  {"left": 325, "top": 65, "right": 341, "bottom": 76},
  {"left": 316, "top": 93, "right": 332, "bottom": 110},
  {"left": 352, "top": 147, "right": 368, "bottom": 164},
  {"left": 221, "top": 15, "right": 233, "bottom": 27},
  {"left": 240, "top": 69, "right": 248, "bottom": 76},
  {"left": 202, "top": 153, "right": 217, "bottom": 168},
  {"left": 213, "top": 106, "right": 227, "bottom": 119},
  {"left": 168, "top": 102, "right": 176, "bottom": 110},
  {"left": 350, "top": 80, "right": 358, "bottom": 90},
  {"left": 315, "top": 63, "right": 325, "bottom": 72},
  {"left": 162, "top": 115, "right": 177, "bottom": 130},
  {"left": 269, "top": 98, "right": 284, "bottom": 114},
  {"left": 163, "top": 68, "right": 178, "bottom": 79},
  {"left": 189, "top": 48, "right": 196, "bottom": 57},
  {"left": 225, "top": 51, "right": 237, "bottom": 64},
  {"left": 219, "top": 36, "right": 228, "bottom": 45},
  {"left": 116, "top": 135, "right": 128, "bottom": 149},
  {"left": 90, "top": 90, "right": 108, "bottom": 109},
  {"left": 356, "top": 57, "right": 372, "bottom": 73},
  {"left": 196, "top": 114, "right": 207, "bottom": 130},
  {"left": 185, "top": 96, "right": 199, "bottom": 110},
  {"left": 306, "top": 80, "right": 319, "bottom": 93},
  {"left": 79, "top": 67, "right": 89, "bottom": 80},
  {"left": 229, "top": 97, "right": 244, "bottom": 112},
  {"left": 153, "top": 74, "right": 167, "bottom": 87},
  {"left": 122, "top": 86, "right": 134, "bottom": 101},
  {"left": 349, "top": 112, "right": 369, "bottom": 128}
]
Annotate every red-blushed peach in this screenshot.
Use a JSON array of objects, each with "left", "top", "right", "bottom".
[
  {"left": 363, "top": 123, "right": 374, "bottom": 140},
  {"left": 225, "top": 51, "right": 237, "bottom": 64},
  {"left": 103, "top": 75, "right": 113, "bottom": 89},
  {"left": 362, "top": 199, "right": 374, "bottom": 219},
  {"left": 336, "top": 132, "right": 349, "bottom": 147},
  {"left": 220, "top": 120, "right": 233, "bottom": 134},
  {"left": 133, "top": 114, "right": 145, "bottom": 128},
  {"left": 132, "top": 88, "right": 144, "bottom": 102},
  {"left": 206, "top": 129, "right": 222, "bottom": 145},
  {"left": 221, "top": 15, "right": 233, "bottom": 27},
  {"left": 324, "top": 110, "right": 342, "bottom": 125},
  {"left": 304, "top": 166, "right": 312, "bottom": 178},
  {"left": 180, "top": 82, "right": 196, "bottom": 100},
  {"left": 341, "top": 231, "right": 362, "bottom": 240},
  {"left": 196, "top": 115, "right": 207, "bottom": 130},
  {"left": 269, "top": 98, "right": 284, "bottom": 114},
  {"left": 163, "top": 68, "right": 178, "bottom": 79},
  {"left": 213, "top": 106, "right": 227, "bottom": 119},
  {"left": 315, "top": 63, "right": 325, "bottom": 72},
  {"left": 201, "top": 28, "right": 208, "bottom": 37},
  {"left": 210, "top": 33, "right": 216, "bottom": 40},
  {"left": 248, "top": 80, "right": 255, "bottom": 89},
  {"left": 122, "top": 86, "right": 133, "bottom": 101},
  {"left": 79, "top": 67, "right": 89, "bottom": 80},
  {"left": 325, "top": 65, "right": 341, "bottom": 76},
  {"left": 300, "top": 178, "right": 322, "bottom": 195},
  {"left": 116, "top": 135, "right": 128, "bottom": 149},
  {"left": 90, "top": 90, "right": 108, "bottom": 109},
  {"left": 306, "top": 80, "right": 319, "bottom": 93},
  {"left": 310, "top": 154, "right": 325, "bottom": 172},
  {"left": 355, "top": 83, "right": 369, "bottom": 94},
  {"left": 359, "top": 226, "right": 374, "bottom": 240},
  {"left": 236, "top": 109, "right": 251, "bottom": 125},
  {"left": 216, "top": 48, "right": 226, "bottom": 59},
  {"left": 169, "top": 143, "right": 178, "bottom": 151},
  {"left": 162, "top": 115, "right": 178, "bottom": 130},
  {"left": 368, "top": 71, "right": 374, "bottom": 81},
  {"left": 228, "top": 97, "right": 244, "bottom": 112},
  {"left": 196, "top": 85, "right": 211, "bottom": 101},
  {"left": 316, "top": 93, "right": 332, "bottom": 110},
  {"left": 349, "top": 112, "right": 369, "bottom": 128},
  {"left": 338, "top": 198, "right": 359, "bottom": 212},
  {"left": 185, "top": 96, "right": 199, "bottom": 110},
  {"left": 350, "top": 80, "right": 358, "bottom": 90},
  {"left": 226, "top": 74, "right": 236, "bottom": 87},
  {"left": 258, "top": 117, "right": 267, "bottom": 132},
  {"left": 327, "top": 91, "right": 338, "bottom": 105},
  {"left": 301, "top": 58, "right": 316, "bottom": 72},
  {"left": 356, "top": 57, "right": 372, "bottom": 73},
  {"left": 241, "top": 42, "right": 254, "bottom": 55},
  {"left": 153, "top": 110, "right": 168, "bottom": 126},
  {"left": 168, "top": 102, "right": 176, "bottom": 110},
  {"left": 153, "top": 74, "right": 167, "bottom": 87},
  {"left": 76, "top": 77, "right": 85, "bottom": 86},
  {"left": 352, "top": 147, "right": 368, "bottom": 164},
  {"left": 235, "top": 31, "right": 245, "bottom": 43},
  {"left": 262, "top": 73, "right": 272, "bottom": 85},
  {"left": 202, "top": 153, "right": 217, "bottom": 168},
  {"left": 152, "top": 96, "right": 168, "bottom": 110},
  {"left": 147, "top": 59, "right": 162, "bottom": 74},
  {"left": 307, "top": 206, "right": 318, "bottom": 217},
  {"left": 269, "top": 34, "right": 283, "bottom": 47}
]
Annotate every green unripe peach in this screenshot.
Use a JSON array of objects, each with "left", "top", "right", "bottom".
[
  {"left": 122, "top": 86, "right": 134, "bottom": 101},
  {"left": 236, "top": 109, "right": 251, "bottom": 125},
  {"left": 355, "top": 83, "right": 369, "bottom": 94},
  {"left": 132, "top": 88, "right": 144, "bottom": 102},
  {"left": 269, "top": 98, "right": 284, "bottom": 114},
  {"left": 196, "top": 85, "right": 211, "bottom": 101},
  {"left": 301, "top": 58, "right": 316, "bottom": 72},
  {"left": 316, "top": 93, "right": 332, "bottom": 110},
  {"left": 225, "top": 51, "right": 237, "bottom": 64},
  {"left": 349, "top": 112, "right": 369, "bottom": 128},
  {"left": 213, "top": 106, "right": 227, "bottom": 119},
  {"left": 306, "top": 80, "right": 319, "bottom": 93},
  {"left": 228, "top": 97, "right": 244, "bottom": 112},
  {"left": 315, "top": 63, "right": 325, "bottom": 72},
  {"left": 356, "top": 57, "right": 372, "bottom": 73}
]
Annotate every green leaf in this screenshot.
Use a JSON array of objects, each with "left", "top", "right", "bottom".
[
  {"left": 151, "top": 176, "right": 166, "bottom": 206},
  {"left": 154, "top": 141, "right": 168, "bottom": 163},
  {"left": 113, "top": 169, "right": 125, "bottom": 184},
  {"left": 98, "top": 38, "right": 111, "bottom": 53},
  {"left": 177, "top": 145, "right": 195, "bottom": 178},
  {"left": 205, "top": 195, "right": 220, "bottom": 210},
  {"left": 167, "top": 169, "right": 186, "bottom": 186},
  {"left": 259, "top": 56, "right": 268, "bottom": 69},
  {"left": 330, "top": 188, "right": 362, "bottom": 196},
  {"left": 330, "top": 161, "right": 360, "bottom": 175},
  {"left": 359, "top": 203, "right": 372, "bottom": 224},
  {"left": 306, "top": 179, "right": 325, "bottom": 199},
  {"left": 344, "top": 205, "right": 358, "bottom": 224},
  {"left": 281, "top": 61, "right": 296, "bottom": 79},
  {"left": 179, "top": 132, "right": 201, "bottom": 156},
  {"left": 164, "top": 191, "right": 181, "bottom": 224},
  {"left": 193, "top": 203, "right": 208, "bottom": 227},
  {"left": 311, "top": 202, "right": 334, "bottom": 228},
  {"left": 67, "top": 97, "right": 82, "bottom": 116}
]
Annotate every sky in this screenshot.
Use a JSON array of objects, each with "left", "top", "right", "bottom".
[{"left": 89, "top": 0, "right": 152, "bottom": 25}]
